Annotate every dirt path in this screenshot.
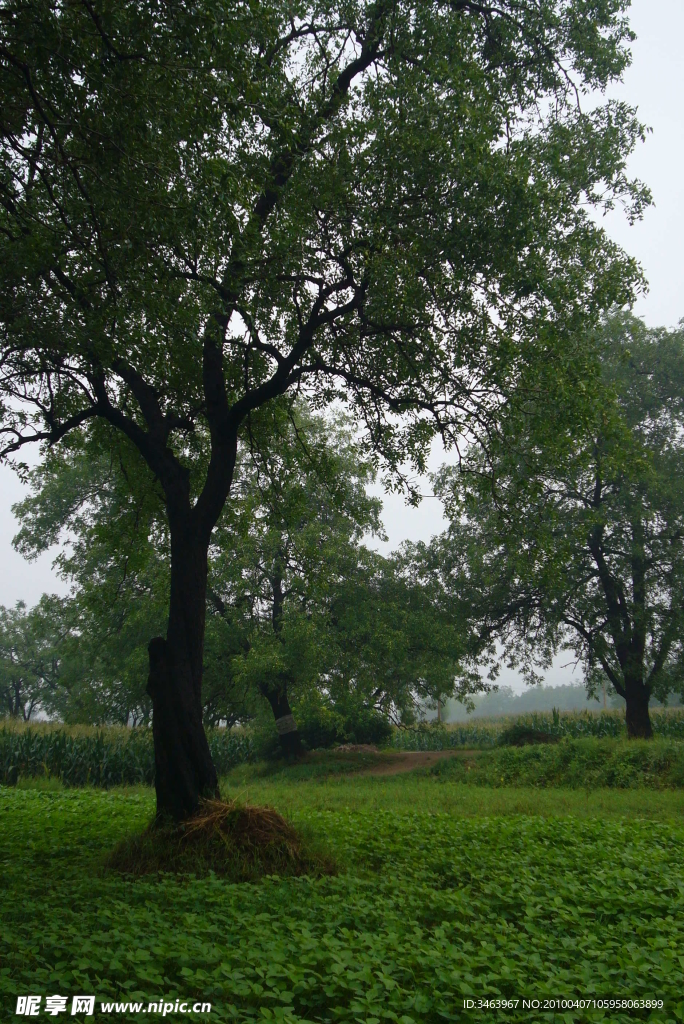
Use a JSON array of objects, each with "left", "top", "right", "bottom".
[{"left": 354, "top": 749, "right": 478, "bottom": 777}]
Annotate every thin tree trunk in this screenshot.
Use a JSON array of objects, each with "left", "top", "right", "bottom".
[
  {"left": 146, "top": 535, "right": 219, "bottom": 821},
  {"left": 260, "top": 567, "right": 303, "bottom": 756}
]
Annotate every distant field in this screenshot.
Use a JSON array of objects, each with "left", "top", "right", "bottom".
[{"left": 2, "top": 770, "right": 684, "bottom": 1023}]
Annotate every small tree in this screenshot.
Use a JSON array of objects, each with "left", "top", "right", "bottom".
[
  {"left": 1, "top": 1, "right": 646, "bottom": 816},
  {"left": 328, "top": 551, "right": 478, "bottom": 722},
  {"left": 421, "top": 315, "right": 684, "bottom": 738},
  {"left": 0, "top": 597, "right": 64, "bottom": 720},
  {"left": 206, "top": 402, "right": 384, "bottom": 752},
  {"left": 13, "top": 424, "right": 169, "bottom": 724}
]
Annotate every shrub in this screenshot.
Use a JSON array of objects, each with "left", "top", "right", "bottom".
[
  {"left": 295, "top": 700, "right": 393, "bottom": 750},
  {"left": 497, "top": 724, "right": 559, "bottom": 746}
]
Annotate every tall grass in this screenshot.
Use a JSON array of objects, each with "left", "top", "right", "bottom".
[{"left": 424, "top": 737, "right": 684, "bottom": 789}]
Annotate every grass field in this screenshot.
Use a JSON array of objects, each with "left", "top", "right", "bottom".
[{"left": 2, "top": 760, "right": 684, "bottom": 1023}]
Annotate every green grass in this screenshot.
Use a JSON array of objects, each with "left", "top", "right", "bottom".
[
  {"left": 2, "top": 775, "right": 684, "bottom": 1023},
  {"left": 221, "top": 773, "right": 684, "bottom": 820},
  {"left": 221, "top": 737, "right": 684, "bottom": 792}
]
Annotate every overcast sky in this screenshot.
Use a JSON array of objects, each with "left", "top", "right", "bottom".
[{"left": 1, "top": 0, "right": 683, "bottom": 690}]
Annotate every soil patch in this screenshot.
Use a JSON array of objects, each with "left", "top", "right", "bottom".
[{"left": 349, "top": 749, "right": 477, "bottom": 776}]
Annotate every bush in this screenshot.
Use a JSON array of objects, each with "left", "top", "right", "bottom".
[
  {"left": 497, "top": 724, "right": 558, "bottom": 746},
  {"left": 295, "top": 699, "right": 393, "bottom": 750}
]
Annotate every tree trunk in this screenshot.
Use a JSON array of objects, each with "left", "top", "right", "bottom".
[
  {"left": 146, "top": 537, "right": 219, "bottom": 821},
  {"left": 262, "top": 679, "right": 303, "bottom": 757},
  {"left": 624, "top": 681, "right": 653, "bottom": 739},
  {"left": 261, "top": 567, "right": 303, "bottom": 756}
]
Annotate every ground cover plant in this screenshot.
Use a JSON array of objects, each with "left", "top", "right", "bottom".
[{"left": 2, "top": 774, "right": 684, "bottom": 1024}]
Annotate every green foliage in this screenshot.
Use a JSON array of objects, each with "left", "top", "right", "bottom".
[
  {"left": 294, "top": 697, "right": 394, "bottom": 750},
  {"left": 11, "top": 425, "right": 169, "bottom": 724},
  {"left": 12, "top": 405, "right": 474, "bottom": 730},
  {"left": 0, "top": 726, "right": 254, "bottom": 788},
  {"left": 0, "top": 597, "right": 66, "bottom": 719},
  {"left": 207, "top": 403, "right": 391, "bottom": 724},
  {"left": 252, "top": 688, "right": 394, "bottom": 754},
  {"left": 0, "top": 0, "right": 653, "bottom": 792},
  {"left": 426, "top": 738, "right": 684, "bottom": 789},
  {"left": 0, "top": 0, "right": 647, "bottom": 480},
  {"left": 328, "top": 554, "right": 474, "bottom": 721},
  {"left": 496, "top": 723, "right": 558, "bottom": 747},
  {"left": 1, "top": 786, "right": 683, "bottom": 1022},
  {"left": 420, "top": 315, "right": 684, "bottom": 732},
  {"left": 220, "top": 766, "right": 684, "bottom": 820}
]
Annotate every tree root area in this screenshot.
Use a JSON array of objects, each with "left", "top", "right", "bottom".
[{"left": 106, "top": 798, "right": 335, "bottom": 881}]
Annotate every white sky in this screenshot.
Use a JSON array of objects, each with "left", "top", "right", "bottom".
[{"left": 1, "top": 0, "right": 682, "bottom": 693}]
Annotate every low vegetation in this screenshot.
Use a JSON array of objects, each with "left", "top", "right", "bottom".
[
  {"left": 424, "top": 738, "right": 684, "bottom": 789},
  {"left": 5, "top": 713, "right": 684, "bottom": 790},
  {"left": 2, "top": 776, "right": 683, "bottom": 1023}
]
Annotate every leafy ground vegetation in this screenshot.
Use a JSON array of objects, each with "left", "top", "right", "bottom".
[{"left": 2, "top": 765, "right": 684, "bottom": 1023}]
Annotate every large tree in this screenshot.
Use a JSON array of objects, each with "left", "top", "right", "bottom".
[
  {"left": 0, "top": 0, "right": 646, "bottom": 817},
  {"left": 419, "top": 315, "right": 684, "bottom": 738}
]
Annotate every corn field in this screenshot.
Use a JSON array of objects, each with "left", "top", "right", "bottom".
[
  {"left": 389, "top": 709, "right": 684, "bottom": 750},
  {"left": 0, "top": 725, "right": 255, "bottom": 787}
]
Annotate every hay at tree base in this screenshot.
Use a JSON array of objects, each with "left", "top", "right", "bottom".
[{"left": 106, "top": 798, "right": 335, "bottom": 881}]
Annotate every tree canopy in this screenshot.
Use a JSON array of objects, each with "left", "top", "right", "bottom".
[
  {"left": 417, "top": 315, "right": 684, "bottom": 738},
  {"left": 13, "top": 403, "right": 473, "bottom": 736},
  {"left": 1, "top": 0, "right": 646, "bottom": 473},
  {"left": 0, "top": 596, "right": 64, "bottom": 719},
  {"left": 0, "top": 0, "right": 649, "bottom": 815}
]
